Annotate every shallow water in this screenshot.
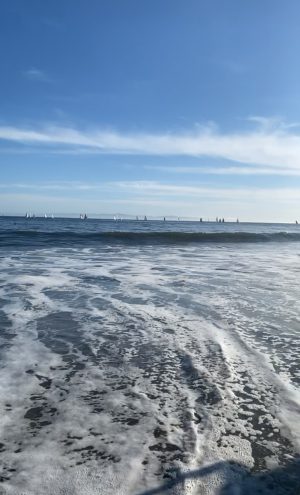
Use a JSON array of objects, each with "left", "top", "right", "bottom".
[{"left": 0, "top": 218, "right": 299, "bottom": 494}]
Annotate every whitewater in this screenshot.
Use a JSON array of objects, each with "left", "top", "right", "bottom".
[{"left": 0, "top": 217, "right": 299, "bottom": 494}]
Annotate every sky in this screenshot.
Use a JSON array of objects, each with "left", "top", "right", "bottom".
[{"left": 1, "top": 0, "right": 300, "bottom": 221}]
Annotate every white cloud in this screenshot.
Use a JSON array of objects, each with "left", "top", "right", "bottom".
[
  {"left": 145, "top": 165, "right": 300, "bottom": 176},
  {"left": 23, "top": 68, "right": 50, "bottom": 82},
  {"left": 2, "top": 118, "right": 300, "bottom": 173},
  {"left": 1, "top": 179, "right": 300, "bottom": 202},
  {"left": 108, "top": 181, "right": 300, "bottom": 202}
]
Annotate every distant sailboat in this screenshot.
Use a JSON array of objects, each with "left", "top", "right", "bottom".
[
  {"left": 144, "top": 216, "right": 147, "bottom": 221},
  {"left": 44, "top": 214, "right": 47, "bottom": 219}
]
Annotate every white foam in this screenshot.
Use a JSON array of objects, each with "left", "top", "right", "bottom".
[{"left": 0, "top": 242, "right": 299, "bottom": 494}]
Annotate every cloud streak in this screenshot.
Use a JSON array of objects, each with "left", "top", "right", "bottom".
[
  {"left": 1, "top": 180, "right": 300, "bottom": 202},
  {"left": 145, "top": 165, "right": 300, "bottom": 176},
  {"left": 23, "top": 68, "right": 50, "bottom": 82},
  {"left": 1, "top": 119, "right": 300, "bottom": 171}
]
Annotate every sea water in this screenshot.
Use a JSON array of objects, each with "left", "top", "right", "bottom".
[{"left": 0, "top": 217, "right": 299, "bottom": 494}]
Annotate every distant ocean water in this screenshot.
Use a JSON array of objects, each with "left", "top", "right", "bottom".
[{"left": 0, "top": 217, "right": 299, "bottom": 494}]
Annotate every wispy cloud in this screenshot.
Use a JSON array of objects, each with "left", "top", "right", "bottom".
[
  {"left": 2, "top": 118, "right": 300, "bottom": 173},
  {"left": 1, "top": 180, "right": 300, "bottom": 201},
  {"left": 247, "top": 115, "right": 300, "bottom": 132},
  {"left": 108, "top": 181, "right": 300, "bottom": 202},
  {"left": 23, "top": 68, "right": 50, "bottom": 82},
  {"left": 145, "top": 165, "right": 300, "bottom": 176}
]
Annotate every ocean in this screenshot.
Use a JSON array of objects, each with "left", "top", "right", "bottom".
[{"left": 0, "top": 217, "right": 299, "bottom": 494}]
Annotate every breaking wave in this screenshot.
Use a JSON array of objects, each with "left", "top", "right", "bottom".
[{"left": 1, "top": 229, "right": 300, "bottom": 247}]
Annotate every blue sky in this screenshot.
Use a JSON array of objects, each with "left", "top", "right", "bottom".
[{"left": 1, "top": 0, "right": 300, "bottom": 220}]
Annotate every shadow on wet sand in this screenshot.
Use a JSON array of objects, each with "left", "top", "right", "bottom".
[{"left": 136, "top": 457, "right": 300, "bottom": 495}]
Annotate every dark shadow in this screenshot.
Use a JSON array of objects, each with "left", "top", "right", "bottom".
[{"left": 136, "top": 457, "right": 300, "bottom": 494}]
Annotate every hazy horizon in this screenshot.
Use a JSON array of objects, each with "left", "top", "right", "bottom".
[{"left": 1, "top": 213, "right": 299, "bottom": 225}]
